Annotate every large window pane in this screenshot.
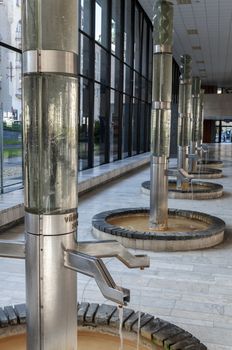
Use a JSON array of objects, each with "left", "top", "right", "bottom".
[
  {"left": 123, "top": 65, "right": 132, "bottom": 94},
  {"left": 122, "top": 94, "right": 131, "bottom": 158},
  {"left": 142, "top": 19, "right": 148, "bottom": 77},
  {"left": 141, "top": 77, "right": 147, "bottom": 101},
  {"left": 140, "top": 101, "right": 145, "bottom": 153},
  {"left": 133, "top": 71, "right": 140, "bottom": 98},
  {"left": 124, "top": 0, "right": 132, "bottom": 65},
  {"left": 134, "top": 6, "right": 141, "bottom": 72},
  {"left": 111, "top": 0, "right": 122, "bottom": 58},
  {"left": 110, "top": 89, "right": 120, "bottom": 161},
  {"left": 94, "top": 83, "right": 109, "bottom": 166},
  {"left": 80, "top": 0, "right": 92, "bottom": 36},
  {"left": 95, "top": 44, "right": 109, "bottom": 86},
  {"left": 80, "top": 34, "right": 94, "bottom": 78},
  {"left": 111, "top": 56, "right": 121, "bottom": 91},
  {"left": 95, "top": 0, "right": 109, "bottom": 48},
  {"left": 132, "top": 98, "right": 138, "bottom": 155},
  {"left": 0, "top": 47, "right": 22, "bottom": 190},
  {"left": 0, "top": 1, "right": 22, "bottom": 48},
  {"left": 79, "top": 77, "right": 91, "bottom": 170}
]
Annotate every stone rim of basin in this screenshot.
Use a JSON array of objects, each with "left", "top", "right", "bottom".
[
  {"left": 141, "top": 180, "right": 223, "bottom": 194},
  {"left": 0, "top": 302, "right": 207, "bottom": 349},
  {"left": 92, "top": 208, "right": 225, "bottom": 240}
]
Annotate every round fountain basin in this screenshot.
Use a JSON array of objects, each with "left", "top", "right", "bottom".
[
  {"left": 197, "top": 159, "right": 223, "bottom": 168},
  {"left": 168, "top": 167, "right": 223, "bottom": 179},
  {"left": 92, "top": 208, "right": 225, "bottom": 251},
  {"left": 141, "top": 179, "right": 223, "bottom": 199},
  {"left": 189, "top": 168, "right": 223, "bottom": 179},
  {"left": 0, "top": 302, "right": 207, "bottom": 350},
  {"left": 0, "top": 331, "right": 149, "bottom": 350}
]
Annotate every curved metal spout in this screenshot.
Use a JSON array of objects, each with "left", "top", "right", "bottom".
[
  {"left": 76, "top": 240, "right": 150, "bottom": 269},
  {"left": 64, "top": 250, "right": 130, "bottom": 305}
]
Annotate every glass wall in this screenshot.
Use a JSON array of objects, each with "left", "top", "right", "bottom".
[
  {"left": 0, "top": 0, "right": 180, "bottom": 191},
  {"left": 79, "top": 0, "right": 153, "bottom": 168},
  {"left": 0, "top": 0, "right": 23, "bottom": 192}
]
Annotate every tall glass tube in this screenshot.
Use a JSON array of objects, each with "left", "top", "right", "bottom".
[
  {"left": 190, "top": 77, "right": 201, "bottom": 172},
  {"left": 177, "top": 55, "right": 192, "bottom": 188},
  {"left": 150, "top": 0, "right": 173, "bottom": 230}
]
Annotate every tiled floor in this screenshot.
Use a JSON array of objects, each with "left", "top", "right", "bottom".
[{"left": 0, "top": 144, "right": 232, "bottom": 349}]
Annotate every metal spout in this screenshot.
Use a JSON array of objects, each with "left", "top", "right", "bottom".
[
  {"left": 66, "top": 240, "right": 149, "bottom": 305},
  {"left": 0, "top": 237, "right": 149, "bottom": 307},
  {"left": 76, "top": 240, "right": 150, "bottom": 269},
  {"left": 64, "top": 250, "right": 130, "bottom": 305}
]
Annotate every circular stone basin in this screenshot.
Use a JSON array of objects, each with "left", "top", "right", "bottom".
[
  {"left": 141, "top": 179, "right": 223, "bottom": 199},
  {"left": 92, "top": 208, "right": 225, "bottom": 251},
  {"left": 0, "top": 302, "right": 207, "bottom": 350},
  {"left": 189, "top": 168, "right": 223, "bottom": 179},
  {"left": 0, "top": 332, "right": 148, "bottom": 350},
  {"left": 197, "top": 159, "right": 223, "bottom": 168},
  {"left": 168, "top": 167, "right": 223, "bottom": 179}
]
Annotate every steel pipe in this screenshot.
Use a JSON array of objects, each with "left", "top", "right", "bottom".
[
  {"left": 23, "top": 0, "right": 79, "bottom": 349},
  {"left": 176, "top": 55, "right": 192, "bottom": 189},
  {"left": 198, "top": 89, "right": 205, "bottom": 150},
  {"left": 150, "top": 0, "right": 173, "bottom": 230},
  {"left": 189, "top": 77, "right": 201, "bottom": 172}
]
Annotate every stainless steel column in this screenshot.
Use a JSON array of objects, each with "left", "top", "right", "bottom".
[
  {"left": 150, "top": 0, "right": 173, "bottom": 230},
  {"left": 23, "top": 1, "right": 78, "bottom": 349},
  {"left": 198, "top": 89, "right": 205, "bottom": 150},
  {"left": 177, "top": 55, "right": 192, "bottom": 189},
  {"left": 190, "top": 77, "right": 201, "bottom": 172}
]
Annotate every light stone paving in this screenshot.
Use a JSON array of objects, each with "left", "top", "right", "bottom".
[{"left": 0, "top": 144, "right": 232, "bottom": 349}]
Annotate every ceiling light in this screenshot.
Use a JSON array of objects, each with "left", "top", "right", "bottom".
[
  {"left": 192, "top": 46, "right": 201, "bottom": 50},
  {"left": 187, "top": 29, "right": 198, "bottom": 35},
  {"left": 177, "top": 0, "right": 192, "bottom": 4}
]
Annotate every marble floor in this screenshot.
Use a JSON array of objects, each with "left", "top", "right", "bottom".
[{"left": 1, "top": 144, "right": 232, "bottom": 349}]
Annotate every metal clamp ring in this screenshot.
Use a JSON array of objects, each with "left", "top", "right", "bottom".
[
  {"left": 152, "top": 101, "right": 171, "bottom": 110},
  {"left": 153, "top": 44, "right": 172, "bottom": 54},
  {"left": 23, "top": 50, "right": 78, "bottom": 76}
]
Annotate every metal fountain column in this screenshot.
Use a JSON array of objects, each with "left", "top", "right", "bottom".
[
  {"left": 176, "top": 55, "right": 193, "bottom": 189},
  {"left": 198, "top": 89, "right": 205, "bottom": 155},
  {"left": 150, "top": 0, "right": 173, "bottom": 230},
  {"left": 189, "top": 77, "right": 201, "bottom": 172},
  {"left": 0, "top": 1, "right": 149, "bottom": 350}
]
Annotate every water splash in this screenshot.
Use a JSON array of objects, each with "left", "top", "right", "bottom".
[
  {"left": 190, "top": 180, "right": 194, "bottom": 200},
  {"left": 136, "top": 268, "right": 143, "bottom": 350},
  {"left": 136, "top": 310, "right": 141, "bottom": 350},
  {"left": 118, "top": 305, "right": 124, "bottom": 350}
]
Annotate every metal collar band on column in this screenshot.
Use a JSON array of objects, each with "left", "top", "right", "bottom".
[
  {"left": 23, "top": 50, "right": 78, "bottom": 75},
  {"left": 25, "top": 212, "right": 78, "bottom": 235},
  {"left": 152, "top": 101, "right": 171, "bottom": 110},
  {"left": 180, "top": 79, "right": 192, "bottom": 84},
  {"left": 153, "top": 44, "right": 172, "bottom": 54},
  {"left": 151, "top": 155, "right": 168, "bottom": 165}
]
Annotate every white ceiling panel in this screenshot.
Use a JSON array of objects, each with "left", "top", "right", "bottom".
[{"left": 139, "top": 0, "right": 232, "bottom": 87}]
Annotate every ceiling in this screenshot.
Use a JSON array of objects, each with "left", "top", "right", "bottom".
[{"left": 139, "top": 0, "right": 232, "bottom": 87}]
